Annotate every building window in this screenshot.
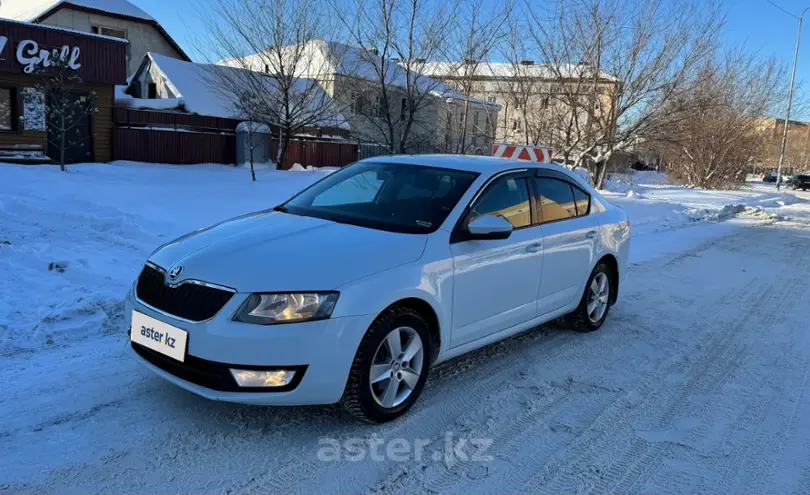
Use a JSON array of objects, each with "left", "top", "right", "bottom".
[
  {"left": 91, "top": 25, "right": 126, "bottom": 39},
  {"left": 0, "top": 87, "right": 17, "bottom": 131},
  {"left": 376, "top": 95, "right": 386, "bottom": 118},
  {"left": 486, "top": 114, "right": 492, "bottom": 140},
  {"left": 473, "top": 112, "right": 480, "bottom": 132},
  {"left": 351, "top": 92, "right": 364, "bottom": 115},
  {"left": 147, "top": 83, "right": 157, "bottom": 99}
]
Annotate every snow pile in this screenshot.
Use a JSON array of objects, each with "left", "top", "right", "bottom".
[
  {"left": 604, "top": 170, "right": 676, "bottom": 194},
  {"left": 0, "top": 162, "right": 328, "bottom": 353},
  {"left": 236, "top": 121, "right": 272, "bottom": 134},
  {"left": 116, "top": 96, "right": 186, "bottom": 111},
  {"left": 289, "top": 163, "right": 339, "bottom": 173}
]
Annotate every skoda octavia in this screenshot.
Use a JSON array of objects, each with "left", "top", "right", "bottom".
[{"left": 126, "top": 155, "right": 630, "bottom": 423}]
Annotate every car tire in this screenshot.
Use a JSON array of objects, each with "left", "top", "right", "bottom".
[
  {"left": 341, "top": 306, "right": 432, "bottom": 424},
  {"left": 563, "top": 262, "right": 613, "bottom": 332}
]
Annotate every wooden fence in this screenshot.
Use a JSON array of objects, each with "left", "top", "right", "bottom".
[
  {"left": 114, "top": 128, "right": 236, "bottom": 164},
  {"left": 112, "top": 108, "right": 356, "bottom": 167}
]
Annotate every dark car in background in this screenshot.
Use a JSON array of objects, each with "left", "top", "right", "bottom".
[{"left": 788, "top": 174, "right": 810, "bottom": 191}]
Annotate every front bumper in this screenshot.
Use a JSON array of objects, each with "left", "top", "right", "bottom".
[{"left": 125, "top": 290, "right": 375, "bottom": 405}]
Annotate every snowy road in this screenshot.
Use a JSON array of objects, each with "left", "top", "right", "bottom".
[
  {"left": 4, "top": 206, "right": 810, "bottom": 493},
  {"left": 3, "top": 164, "right": 810, "bottom": 494}
]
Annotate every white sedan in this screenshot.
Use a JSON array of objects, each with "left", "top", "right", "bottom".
[{"left": 126, "top": 155, "right": 630, "bottom": 423}]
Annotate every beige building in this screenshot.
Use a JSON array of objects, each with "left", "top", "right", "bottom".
[
  {"left": 419, "top": 61, "right": 619, "bottom": 160},
  {"left": 223, "top": 40, "right": 500, "bottom": 154},
  {"left": 0, "top": 0, "right": 190, "bottom": 75},
  {"left": 756, "top": 117, "right": 810, "bottom": 174}
]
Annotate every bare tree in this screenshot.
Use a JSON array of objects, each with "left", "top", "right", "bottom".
[
  {"left": 440, "top": 0, "right": 511, "bottom": 154},
  {"left": 329, "top": 0, "right": 455, "bottom": 153},
  {"left": 35, "top": 57, "right": 98, "bottom": 172},
  {"left": 528, "top": 0, "right": 722, "bottom": 186},
  {"left": 201, "top": 0, "right": 343, "bottom": 169},
  {"left": 496, "top": 7, "right": 550, "bottom": 147},
  {"left": 654, "top": 52, "right": 786, "bottom": 189}
]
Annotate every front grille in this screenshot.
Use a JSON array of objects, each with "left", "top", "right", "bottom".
[
  {"left": 131, "top": 342, "right": 306, "bottom": 392},
  {"left": 136, "top": 264, "right": 234, "bottom": 322}
]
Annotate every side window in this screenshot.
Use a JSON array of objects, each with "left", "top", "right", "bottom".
[
  {"left": 468, "top": 177, "right": 531, "bottom": 228},
  {"left": 534, "top": 178, "right": 577, "bottom": 223},
  {"left": 572, "top": 185, "right": 590, "bottom": 216}
]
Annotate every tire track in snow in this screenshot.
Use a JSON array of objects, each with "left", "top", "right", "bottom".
[
  {"left": 236, "top": 327, "right": 582, "bottom": 494},
  {"left": 578, "top": 231, "right": 809, "bottom": 494},
  {"left": 512, "top": 227, "right": 799, "bottom": 494}
]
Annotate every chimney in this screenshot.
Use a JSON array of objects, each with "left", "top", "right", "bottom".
[{"left": 520, "top": 60, "right": 534, "bottom": 66}]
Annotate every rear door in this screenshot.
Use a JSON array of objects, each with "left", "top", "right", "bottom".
[{"left": 533, "top": 174, "right": 600, "bottom": 316}]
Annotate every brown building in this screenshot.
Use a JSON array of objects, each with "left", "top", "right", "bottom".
[
  {"left": 756, "top": 117, "right": 810, "bottom": 174},
  {"left": 0, "top": 0, "right": 189, "bottom": 75},
  {"left": 0, "top": 18, "right": 127, "bottom": 163}
]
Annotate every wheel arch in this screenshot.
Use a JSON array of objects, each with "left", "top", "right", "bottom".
[
  {"left": 597, "top": 253, "right": 620, "bottom": 304},
  {"left": 380, "top": 297, "right": 442, "bottom": 365}
]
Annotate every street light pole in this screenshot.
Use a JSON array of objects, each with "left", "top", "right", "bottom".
[{"left": 777, "top": 7, "right": 810, "bottom": 191}]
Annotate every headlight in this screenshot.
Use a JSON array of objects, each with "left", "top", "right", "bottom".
[{"left": 233, "top": 292, "right": 339, "bottom": 325}]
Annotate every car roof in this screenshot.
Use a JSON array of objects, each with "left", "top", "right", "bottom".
[{"left": 366, "top": 154, "right": 568, "bottom": 175}]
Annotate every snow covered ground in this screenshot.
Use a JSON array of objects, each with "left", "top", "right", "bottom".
[{"left": 2, "top": 163, "right": 810, "bottom": 494}]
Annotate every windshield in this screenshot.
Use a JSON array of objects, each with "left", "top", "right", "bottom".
[{"left": 281, "top": 161, "right": 478, "bottom": 234}]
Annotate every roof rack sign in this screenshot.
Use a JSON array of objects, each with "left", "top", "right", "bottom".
[{"left": 493, "top": 143, "right": 553, "bottom": 162}]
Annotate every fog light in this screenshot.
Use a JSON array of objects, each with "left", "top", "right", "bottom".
[{"left": 230, "top": 369, "right": 296, "bottom": 387}]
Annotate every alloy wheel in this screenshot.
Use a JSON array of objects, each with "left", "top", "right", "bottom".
[
  {"left": 369, "top": 326, "right": 424, "bottom": 408},
  {"left": 587, "top": 272, "right": 609, "bottom": 323}
]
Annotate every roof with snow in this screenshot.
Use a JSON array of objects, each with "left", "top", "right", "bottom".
[
  {"left": 128, "top": 53, "right": 348, "bottom": 129},
  {"left": 220, "top": 40, "right": 500, "bottom": 109},
  {"left": 0, "top": 0, "right": 152, "bottom": 22},
  {"left": 418, "top": 61, "right": 619, "bottom": 83},
  {"left": 0, "top": 0, "right": 190, "bottom": 61}
]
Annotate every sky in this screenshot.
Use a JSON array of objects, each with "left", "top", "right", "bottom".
[{"left": 133, "top": 0, "right": 810, "bottom": 114}]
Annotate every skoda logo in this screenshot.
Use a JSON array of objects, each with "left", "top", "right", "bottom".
[{"left": 168, "top": 265, "right": 184, "bottom": 280}]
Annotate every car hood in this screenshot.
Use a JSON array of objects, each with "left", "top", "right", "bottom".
[{"left": 148, "top": 211, "right": 428, "bottom": 292}]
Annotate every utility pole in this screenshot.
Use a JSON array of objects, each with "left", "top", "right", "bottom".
[{"left": 777, "top": 7, "right": 810, "bottom": 191}]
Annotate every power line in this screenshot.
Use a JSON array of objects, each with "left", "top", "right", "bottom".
[{"left": 764, "top": 0, "right": 800, "bottom": 19}]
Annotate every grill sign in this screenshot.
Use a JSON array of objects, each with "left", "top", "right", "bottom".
[
  {"left": 17, "top": 40, "right": 81, "bottom": 73},
  {"left": 0, "top": 37, "right": 81, "bottom": 74}
]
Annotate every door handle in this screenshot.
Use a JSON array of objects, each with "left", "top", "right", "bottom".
[
  {"left": 585, "top": 230, "right": 597, "bottom": 239},
  {"left": 526, "top": 242, "right": 543, "bottom": 253}
]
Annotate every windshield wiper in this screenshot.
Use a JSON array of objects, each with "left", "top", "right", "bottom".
[{"left": 273, "top": 204, "right": 288, "bottom": 213}]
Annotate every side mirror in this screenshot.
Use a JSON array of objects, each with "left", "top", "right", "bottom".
[{"left": 467, "top": 214, "right": 513, "bottom": 240}]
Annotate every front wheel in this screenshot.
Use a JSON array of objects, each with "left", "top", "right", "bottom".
[
  {"left": 341, "top": 306, "right": 432, "bottom": 423},
  {"left": 562, "top": 262, "right": 613, "bottom": 332}
]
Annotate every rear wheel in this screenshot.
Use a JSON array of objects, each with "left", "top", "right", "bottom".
[
  {"left": 341, "top": 306, "right": 431, "bottom": 423},
  {"left": 563, "top": 262, "right": 613, "bottom": 332}
]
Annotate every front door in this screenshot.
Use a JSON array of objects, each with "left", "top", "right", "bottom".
[
  {"left": 533, "top": 176, "right": 600, "bottom": 315},
  {"left": 450, "top": 173, "right": 544, "bottom": 348},
  {"left": 47, "top": 91, "right": 94, "bottom": 164}
]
